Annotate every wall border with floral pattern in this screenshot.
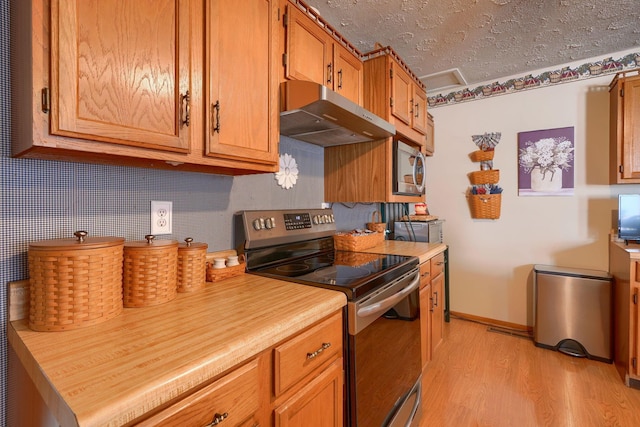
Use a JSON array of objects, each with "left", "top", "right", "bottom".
[{"left": 428, "top": 52, "right": 640, "bottom": 108}]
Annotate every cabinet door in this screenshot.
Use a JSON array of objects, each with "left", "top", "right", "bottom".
[
  {"left": 274, "top": 358, "right": 343, "bottom": 427},
  {"left": 206, "top": 0, "right": 279, "bottom": 166},
  {"left": 419, "top": 283, "right": 432, "bottom": 369},
  {"left": 412, "top": 85, "right": 428, "bottom": 135},
  {"left": 333, "top": 43, "right": 363, "bottom": 105},
  {"left": 52, "top": 0, "right": 192, "bottom": 153},
  {"left": 633, "top": 286, "right": 639, "bottom": 378},
  {"left": 424, "top": 113, "right": 435, "bottom": 155},
  {"left": 390, "top": 62, "right": 412, "bottom": 127},
  {"left": 284, "top": 4, "right": 331, "bottom": 85},
  {"left": 431, "top": 272, "right": 444, "bottom": 354},
  {"left": 619, "top": 77, "right": 640, "bottom": 181}
]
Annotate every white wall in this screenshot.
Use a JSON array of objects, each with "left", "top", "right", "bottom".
[{"left": 425, "top": 48, "right": 640, "bottom": 326}]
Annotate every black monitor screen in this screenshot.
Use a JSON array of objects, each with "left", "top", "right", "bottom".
[{"left": 618, "top": 194, "right": 640, "bottom": 241}]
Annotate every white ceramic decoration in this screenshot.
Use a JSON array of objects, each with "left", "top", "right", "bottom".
[{"left": 275, "top": 153, "right": 299, "bottom": 189}]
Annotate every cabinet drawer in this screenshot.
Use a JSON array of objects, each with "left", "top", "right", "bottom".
[
  {"left": 420, "top": 261, "right": 431, "bottom": 289},
  {"left": 137, "top": 357, "right": 261, "bottom": 427},
  {"left": 274, "top": 311, "right": 343, "bottom": 396},
  {"left": 431, "top": 252, "right": 445, "bottom": 277}
]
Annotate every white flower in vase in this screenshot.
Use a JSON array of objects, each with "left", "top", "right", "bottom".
[{"left": 519, "top": 137, "right": 573, "bottom": 192}]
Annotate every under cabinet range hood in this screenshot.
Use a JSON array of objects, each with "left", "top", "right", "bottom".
[{"left": 280, "top": 80, "right": 395, "bottom": 146}]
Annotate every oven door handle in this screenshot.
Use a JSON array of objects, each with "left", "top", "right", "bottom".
[{"left": 357, "top": 271, "right": 420, "bottom": 317}]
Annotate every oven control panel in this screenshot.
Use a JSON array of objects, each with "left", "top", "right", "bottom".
[
  {"left": 249, "top": 211, "right": 334, "bottom": 231},
  {"left": 284, "top": 213, "right": 312, "bottom": 230},
  {"left": 238, "top": 209, "right": 337, "bottom": 248}
]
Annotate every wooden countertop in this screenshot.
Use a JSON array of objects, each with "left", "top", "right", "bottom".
[
  {"left": 611, "top": 240, "right": 640, "bottom": 259},
  {"left": 359, "top": 240, "right": 447, "bottom": 264},
  {"left": 8, "top": 275, "right": 346, "bottom": 427}
]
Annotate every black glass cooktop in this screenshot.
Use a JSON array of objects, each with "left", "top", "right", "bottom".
[{"left": 250, "top": 250, "right": 418, "bottom": 300}]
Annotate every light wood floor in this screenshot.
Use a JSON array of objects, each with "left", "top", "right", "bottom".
[{"left": 420, "top": 317, "right": 640, "bottom": 427}]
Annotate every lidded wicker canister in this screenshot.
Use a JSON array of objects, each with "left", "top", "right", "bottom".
[
  {"left": 28, "top": 231, "right": 125, "bottom": 332},
  {"left": 123, "top": 235, "right": 178, "bottom": 307},
  {"left": 177, "top": 237, "right": 208, "bottom": 293}
]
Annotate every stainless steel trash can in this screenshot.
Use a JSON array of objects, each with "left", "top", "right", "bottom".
[{"left": 533, "top": 264, "right": 613, "bottom": 363}]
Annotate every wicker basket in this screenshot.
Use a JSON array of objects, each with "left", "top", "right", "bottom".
[
  {"left": 206, "top": 262, "right": 246, "bottom": 283},
  {"left": 366, "top": 211, "right": 386, "bottom": 233},
  {"left": 28, "top": 231, "right": 125, "bottom": 331},
  {"left": 468, "top": 169, "right": 500, "bottom": 185},
  {"left": 177, "top": 238, "right": 208, "bottom": 293},
  {"left": 469, "top": 194, "right": 502, "bottom": 219},
  {"left": 123, "top": 235, "right": 178, "bottom": 307},
  {"left": 469, "top": 150, "right": 495, "bottom": 162},
  {"left": 333, "top": 231, "right": 384, "bottom": 251}
]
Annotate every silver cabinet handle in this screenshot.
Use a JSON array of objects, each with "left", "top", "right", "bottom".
[
  {"left": 327, "top": 63, "right": 333, "bottom": 84},
  {"left": 338, "top": 69, "right": 343, "bottom": 89},
  {"left": 307, "top": 342, "right": 331, "bottom": 360}
]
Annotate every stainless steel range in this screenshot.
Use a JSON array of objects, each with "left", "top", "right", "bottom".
[{"left": 235, "top": 208, "right": 423, "bottom": 427}]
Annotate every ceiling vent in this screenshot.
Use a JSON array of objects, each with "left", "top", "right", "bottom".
[{"left": 420, "top": 68, "right": 467, "bottom": 94}]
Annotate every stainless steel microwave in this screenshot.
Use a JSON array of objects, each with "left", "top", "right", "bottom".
[
  {"left": 394, "top": 220, "right": 444, "bottom": 243},
  {"left": 393, "top": 138, "right": 426, "bottom": 196}
]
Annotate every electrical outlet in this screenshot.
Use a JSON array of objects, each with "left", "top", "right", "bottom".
[{"left": 150, "top": 201, "right": 172, "bottom": 235}]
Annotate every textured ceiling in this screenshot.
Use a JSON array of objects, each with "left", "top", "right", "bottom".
[{"left": 304, "top": 0, "right": 640, "bottom": 92}]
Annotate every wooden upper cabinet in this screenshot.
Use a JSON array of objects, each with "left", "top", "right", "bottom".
[
  {"left": 51, "top": 0, "right": 191, "bottom": 153},
  {"left": 363, "top": 47, "right": 428, "bottom": 146},
  {"left": 11, "top": 0, "right": 279, "bottom": 175},
  {"left": 205, "top": 0, "right": 279, "bottom": 166},
  {"left": 413, "top": 86, "right": 429, "bottom": 135},
  {"left": 333, "top": 42, "right": 363, "bottom": 105},
  {"left": 424, "top": 112, "right": 435, "bottom": 155},
  {"left": 283, "top": 0, "right": 363, "bottom": 105},
  {"left": 391, "top": 62, "right": 413, "bottom": 127},
  {"left": 284, "top": 3, "right": 330, "bottom": 85},
  {"left": 610, "top": 71, "right": 640, "bottom": 183}
]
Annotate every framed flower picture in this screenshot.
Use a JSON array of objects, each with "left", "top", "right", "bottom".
[{"left": 518, "top": 126, "right": 574, "bottom": 196}]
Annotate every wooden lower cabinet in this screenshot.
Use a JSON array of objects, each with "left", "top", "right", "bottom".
[
  {"left": 273, "top": 359, "right": 343, "bottom": 427},
  {"left": 419, "top": 277, "right": 432, "bottom": 368},
  {"left": 419, "top": 251, "right": 446, "bottom": 369},
  {"left": 430, "top": 270, "right": 445, "bottom": 354},
  {"left": 609, "top": 241, "right": 640, "bottom": 388},
  {"left": 137, "top": 356, "right": 266, "bottom": 427},
  {"left": 272, "top": 311, "right": 344, "bottom": 426},
  {"left": 139, "top": 311, "right": 344, "bottom": 426}
]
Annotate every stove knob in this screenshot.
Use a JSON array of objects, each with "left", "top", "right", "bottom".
[
  {"left": 265, "top": 217, "right": 275, "bottom": 229},
  {"left": 330, "top": 214, "right": 335, "bottom": 223},
  {"left": 313, "top": 215, "right": 320, "bottom": 225},
  {"left": 323, "top": 214, "right": 330, "bottom": 223}
]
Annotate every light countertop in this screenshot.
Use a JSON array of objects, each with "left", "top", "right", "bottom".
[
  {"left": 9, "top": 275, "right": 346, "bottom": 427},
  {"left": 359, "top": 240, "right": 447, "bottom": 264}
]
